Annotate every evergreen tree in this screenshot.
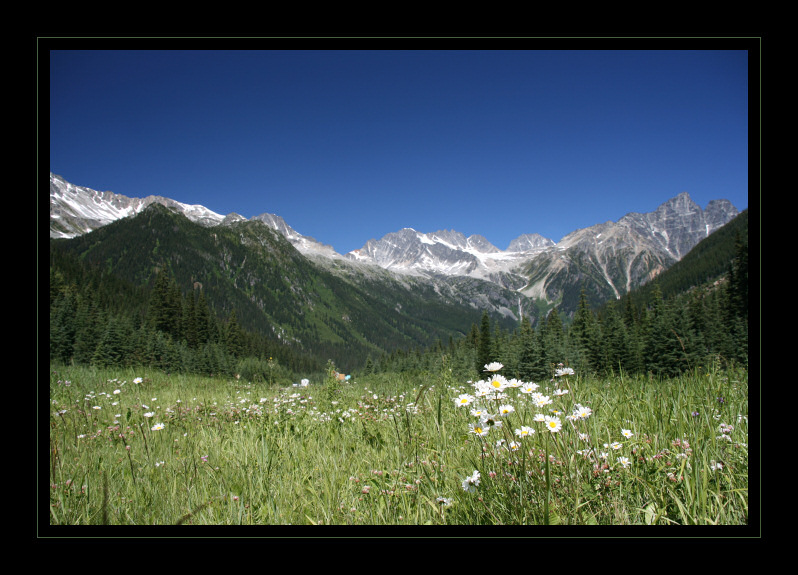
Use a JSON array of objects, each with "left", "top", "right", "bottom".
[
  {"left": 571, "top": 287, "right": 601, "bottom": 372},
  {"left": 600, "top": 301, "right": 631, "bottom": 374},
  {"left": 541, "top": 307, "right": 565, "bottom": 371},
  {"left": 225, "top": 310, "right": 244, "bottom": 359},
  {"left": 72, "top": 298, "right": 102, "bottom": 365},
  {"left": 476, "top": 311, "right": 493, "bottom": 372},
  {"left": 50, "top": 289, "right": 77, "bottom": 363},
  {"left": 92, "top": 316, "right": 130, "bottom": 368},
  {"left": 182, "top": 290, "right": 198, "bottom": 348},
  {"left": 194, "top": 290, "right": 212, "bottom": 345},
  {"left": 644, "top": 298, "right": 683, "bottom": 377},
  {"left": 148, "top": 269, "right": 181, "bottom": 338},
  {"left": 516, "top": 315, "right": 543, "bottom": 381}
]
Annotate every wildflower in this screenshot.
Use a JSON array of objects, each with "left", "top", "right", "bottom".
[
  {"left": 143, "top": 412, "right": 155, "bottom": 418},
  {"left": 498, "top": 404, "right": 515, "bottom": 416},
  {"left": 134, "top": 377, "right": 142, "bottom": 384},
  {"left": 113, "top": 389, "right": 121, "bottom": 395},
  {"left": 508, "top": 441, "right": 521, "bottom": 451},
  {"left": 533, "top": 394, "right": 553, "bottom": 408},
  {"left": 461, "top": 470, "right": 481, "bottom": 492},
  {"left": 621, "top": 429, "right": 634, "bottom": 439},
  {"left": 617, "top": 456, "right": 631, "bottom": 468},
  {"left": 487, "top": 374, "right": 509, "bottom": 392},
  {"left": 483, "top": 362, "right": 504, "bottom": 372},
  {"left": 470, "top": 406, "right": 489, "bottom": 418},
  {"left": 544, "top": 415, "right": 562, "bottom": 433},
  {"left": 455, "top": 394, "right": 475, "bottom": 407},
  {"left": 520, "top": 382, "right": 540, "bottom": 394},
  {"left": 436, "top": 497, "right": 453, "bottom": 507},
  {"left": 151, "top": 423, "right": 165, "bottom": 431},
  {"left": 610, "top": 441, "right": 622, "bottom": 450},
  {"left": 573, "top": 405, "right": 593, "bottom": 419},
  {"left": 92, "top": 406, "right": 101, "bottom": 410},
  {"left": 515, "top": 426, "right": 535, "bottom": 438},
  {"left": 555, "top": 367, "right": 575, "bottom": 377},
  {"left": 468, "top": 422, "right": 490, "bottom": 437},
  {"left": 553, "top": 388, "right": 569, "bottom": 396},
  {"left": 532, "top": 413, "right": 546, "bottom": 423}
]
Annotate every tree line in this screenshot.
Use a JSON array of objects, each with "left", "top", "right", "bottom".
[
  {"left": 49, "top": 260, "right": 324, "bottom": 381},
  {"left": 367, "top": 233, "right": 749, "bottom": 381},
  {"left": 49, "top": 221, "right": 747, "bottom": 383}
]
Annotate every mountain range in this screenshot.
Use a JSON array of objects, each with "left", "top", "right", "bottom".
[{"left": 49, "top": 172, "right": 740, "bottom": 320}]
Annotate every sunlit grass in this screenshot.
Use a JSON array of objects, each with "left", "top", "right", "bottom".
[{"left": 47, "top": 360, "right": 748, "bottom": 526}]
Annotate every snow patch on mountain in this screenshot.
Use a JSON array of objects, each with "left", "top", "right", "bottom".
[{"left": 50, "top": 172, "right": 225, "bottom": 238}]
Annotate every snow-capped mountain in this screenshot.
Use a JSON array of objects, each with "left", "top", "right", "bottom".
[
  {"left": 49, "top": 173, "right": 227, "bottom": 238},
  {"left": 49, "top": 172, "right": 741, "bottom": 311},
  {"left": 344, "top": 192, "right": 739, "bottom": 305},
  {"left": 345, "top": 228, "right": 555, "bottom": 282},
  {"left": 49, "top": 172, "right": 341, "bottom": 259},
  {"left": 250, "top": 212, "right": 343, "bottom": 260}
]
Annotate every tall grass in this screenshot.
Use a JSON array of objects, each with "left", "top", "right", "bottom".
[{"left": 46, "top": 360, "right": 748, "bottom": 526}]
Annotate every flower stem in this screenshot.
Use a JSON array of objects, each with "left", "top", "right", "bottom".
[{"left": 544, "top": 431, "right": 551, "bottom": 525}]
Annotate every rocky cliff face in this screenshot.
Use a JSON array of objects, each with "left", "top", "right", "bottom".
[{"left": 518, "top": 192, "right": 739, "bottom": 309}]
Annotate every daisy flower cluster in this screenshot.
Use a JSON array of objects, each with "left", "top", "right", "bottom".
[
  {"left": 457, "top": 363, "right": 596, "bottom": 445},
  {"left": 452, "top": 362, "right": 639, "bottom": 498}
]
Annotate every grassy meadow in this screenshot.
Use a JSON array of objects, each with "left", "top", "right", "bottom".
[{"left": 46, "top": 360, "right": 749, "bottom": 527}]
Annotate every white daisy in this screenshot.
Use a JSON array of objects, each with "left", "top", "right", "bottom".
[
  {"left": 498, "top": 404, "right": 515, "bottom": 416},
  {"left": 544, "top": 415, "right": 562, "bottom": 433},
  {"left": 454, "top": 394, "right": 475, "bottom": 407},
  {"left": 520, "top": 382, "right": 540, "bottom": 394},
  {"left": 461, "top": 470, "right": 481, "bottom": 492},
  {"left": 515, "top": 426, "right": 535, "bottom": 438}
]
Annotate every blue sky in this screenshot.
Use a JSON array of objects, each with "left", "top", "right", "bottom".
[{"left": 49, "top": 48, "right": 750, "bottom": 255}]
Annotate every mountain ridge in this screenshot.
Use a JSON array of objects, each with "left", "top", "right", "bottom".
[{"left": 49, "top": 172, "right": 740, "bottom": 314}]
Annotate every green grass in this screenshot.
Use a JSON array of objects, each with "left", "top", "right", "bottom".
[{"left": 46, "top": 361, "right": 749, "bottom": 526}]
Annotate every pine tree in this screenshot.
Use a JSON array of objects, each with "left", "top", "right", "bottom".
[
  {"left": 194, "top": 290, "right": 212, "bottom": 345},
  {"left": 225, "top": 310, "right": 244, "bottom": 359},
  {"left": 476, "top": 311, "right": 492, "bottom": 373},
  {"left": 516, "top": 315, "right": 542, "bottom": 381},
  {"left": 571, "top": 288, "right": 601, "bottom": 372},
  {"left": 541, "top": 308, "right": 564, "bottom": 371},
  {"left": 148, "top": 268, "right": 182, "bottom": 338},
  {"left": 644, "top": 298, "right": 683, "bottom": 377},
  {"left": 50, "top": 288, "right": 77, "bottom": 363},
  {"left": 92, "top": 316, "right": 130, "bottom": 368},
  {"left": 72, "top": 298, "right": 102, "bottom": 365},
  {"left": 600, "top": 301, "right": 631, "bottom": 374}
]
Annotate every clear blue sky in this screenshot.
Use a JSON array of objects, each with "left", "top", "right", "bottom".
[{"left": 49, "top": 49, "right": 750, "bottom": 255}]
